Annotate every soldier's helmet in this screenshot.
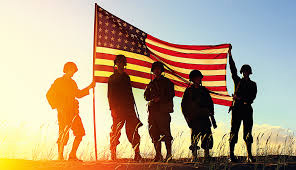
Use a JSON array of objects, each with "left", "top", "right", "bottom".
[
  {"left": 240, "top": 64, "right": 252, "bottom": 74},
  {"left": 189, "top": 70, "right": 203, "bottom": 81},
  {"left": 63, "top": 62, "right": 78, "bottom": 73},
  {"left": 114, "top": 54, "right": 127, "bottom": 66},
  {"left": 151, "top": 61, "right": 165, "bottom": 72}
]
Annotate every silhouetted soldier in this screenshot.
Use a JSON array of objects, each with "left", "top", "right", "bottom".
[
  {"left": 107, "top": 55, "right": 142, "bottom": 161},
  {"left": 46, "top": 62, "right": 95, "bottom": 161},
  {"left": 181, "top": 70, "right": 217, "bottom": 162},
  {"left": 144, "top": 61, "right": 175, "bottom": 162},
  {"left": 228, "top": 46, "right": 257, "bottom": 163}
]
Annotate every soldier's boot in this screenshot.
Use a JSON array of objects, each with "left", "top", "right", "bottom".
[
  {"left": 153, "top": 141, "right": 163, "bottom": 162},
  {"left": 133, "top": 143, "right": 142, "bottom": 161},
  {"left": 229, "top": 143, "right": 238, "bottom": 163},
  {"left": 189, "top": 145, "right": 200, "bottom": 162},
  {"left": 134, "top": 152, "right": 142, "bottom": 161},
  {"left": 69, "top": 136, "right": 83, "bottom": 161},
  {"left": 164, "top": 140, "right": 173, "bottom": 162},
  {"left": 246, "top": 143, "right": 256, "bottom": 163},
  {"left": 58, "top": 143, "right": 64, "bottom": 161},
  {"left": 204, "top": 149, "right": 211, "bottom": 163},
  {"left": 110, "top": 146, "right": 117, "bottom": 161}
]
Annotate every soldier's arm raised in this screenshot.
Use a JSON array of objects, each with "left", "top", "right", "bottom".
[{"left": 229, "top": 46, "right": 240, "bottom": 84}]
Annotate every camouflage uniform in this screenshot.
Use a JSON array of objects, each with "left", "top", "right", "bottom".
[
  {"left": 107, "top": 71, "right": 142, "bottom": 152},
  {"left": 144, "top": 75, "right": 175, "bottom": 143},
  {"left": 181, "top": 85, "right": 214, "bottom": 150}
]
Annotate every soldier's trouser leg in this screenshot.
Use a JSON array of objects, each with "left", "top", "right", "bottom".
[
  {"left": 57, "top": 122, "right": 70, "bottom": 160},
  {"left": 69, "top": 136, "right": 83, "bottom": 158},
  {"left": 57, "top": 128, "right": 69, "bottom": 159},
  {"left": 243, "top": 106, "right": 253, "bottom": 157},
  {"left": 200, "top": 131, "right": 213, "bottom": 150},
  {"left": 125, "top": 118, "right": 141, "bottom": 155},
  {"left": 204, "top": 149, "right": 210, "bottom": 159},
  {"left": 158, "top": 114, "right": 173, "bottom": 159},
  {"left": 153, "top": 141, "right": 162, "bottom": 160},
  {"left": 58, "top": 134, "right": 69, "bottom": 160},
  {"left": 69, "top": 115, "right": 85, "bottom": 159},
  {"left": 148, "top": 114, "right": 162, "bottom": 160},
  {"left": 201, "top": 130, "right": 213, "bottom": 161},
  {"left": 165, "top": 140, "right": 172, "bottom": 160},
  {"left": 110, "top": 115, "right": 125, "bottom": 160},
  {"left": 148, "top": 124, "right": 162, "bottom": 160},
  {"left": 190, "top": 129, "right": 200, "bottom": 159},
  {"left": 149, "top": 123, "right": 162, "bottom": 160},
  {"left": 229, "top": 113, "right": 242, "bottom": 157},
  {"left": 57, "top": 141, "right": 66, "bottom": 160}
]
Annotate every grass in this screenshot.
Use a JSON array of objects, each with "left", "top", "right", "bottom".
[{"left": 1, "top": 121, "right": 296, "bottom": 165}]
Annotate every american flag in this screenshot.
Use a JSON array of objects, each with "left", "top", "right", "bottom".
[{"left": 93, "top": 4, "right": 232, "bottom": 106}]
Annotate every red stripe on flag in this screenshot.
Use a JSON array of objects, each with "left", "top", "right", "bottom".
[
  {"left": 94, "top": 65, "right": 227, "bottom": 93},
  {"left": 94, "top": 76, "right": 148, "bottom": 90},
  {"left": 97, "top": 52, "right": 227, "bottom": 71},
  {"left": 95, "top": 63, "right": 226, "bottom": 84},
  {"left": 96, "top": 53, "right": 153, "bottom": 68},
  {"left": 94, "top": 65, "right": 153, "bottom": 80},
  {"left": 150, "top": 53, "right": 227, "bottom": 70},
  {"left": 95, "top": 53, "right": 226, "bottom": 82},
  {"left": 174, "top": 91, "right": 231, "bottom": 106},
  {"left": 147, "top": 34, "right": 231, "bottom": 51},
  {"left": 212, "top": 98, "right": 232, "bottom": 107},
  {"left": 94, "top": 76, "right": 108, "bottom": 83},
  {"left": 146, "top": 43, "right": 228, "bottom": 59},
  {"left": 163, "top": 69, "right": 226, "bottom": 82},
  {"left": 206, "top": 86, "right": 227, "bottom": 92},
  {"left": 94, "top": 75, "right": 230, "bottom": 106},
  {"left": 94, "top": 65, "right": 186, "bottom": 87}
]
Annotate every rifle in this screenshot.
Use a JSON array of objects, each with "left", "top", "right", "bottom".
[
  {"left": 228, "top": 81, "right": 241, "bottom": 113},
  {"left": 228, "top": 94, "right": 234, "bottom": 113},
  {"left": 134, "top": 103, "right": 143, "bottom": 127},
  {"left": 146, "top": 79, "right": 161, "bottom": 105}
]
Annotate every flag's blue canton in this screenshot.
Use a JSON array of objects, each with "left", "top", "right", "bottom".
[{"left": 97, "top": 7, "right": 150, "bottom": 56}]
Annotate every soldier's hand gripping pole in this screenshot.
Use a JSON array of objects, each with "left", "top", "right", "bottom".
[{"left": 228, "top": 94, "right": 234, "bottom": 113}]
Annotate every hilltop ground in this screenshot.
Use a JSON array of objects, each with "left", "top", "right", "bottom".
[{"left": 2, "top": 156, "right": 296, "bottom": 170}]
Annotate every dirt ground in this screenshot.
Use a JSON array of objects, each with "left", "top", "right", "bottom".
[{"left": 1, "top": 156, "right": 296, "bottom": 170}]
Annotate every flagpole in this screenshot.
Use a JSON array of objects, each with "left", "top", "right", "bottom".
[{"left": 92, "top": 3, "right": 98, "bottom": 161}]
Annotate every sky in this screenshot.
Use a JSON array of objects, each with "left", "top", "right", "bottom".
[{"left": 0, "top": 0, "right": 296, "bottom": 160}]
